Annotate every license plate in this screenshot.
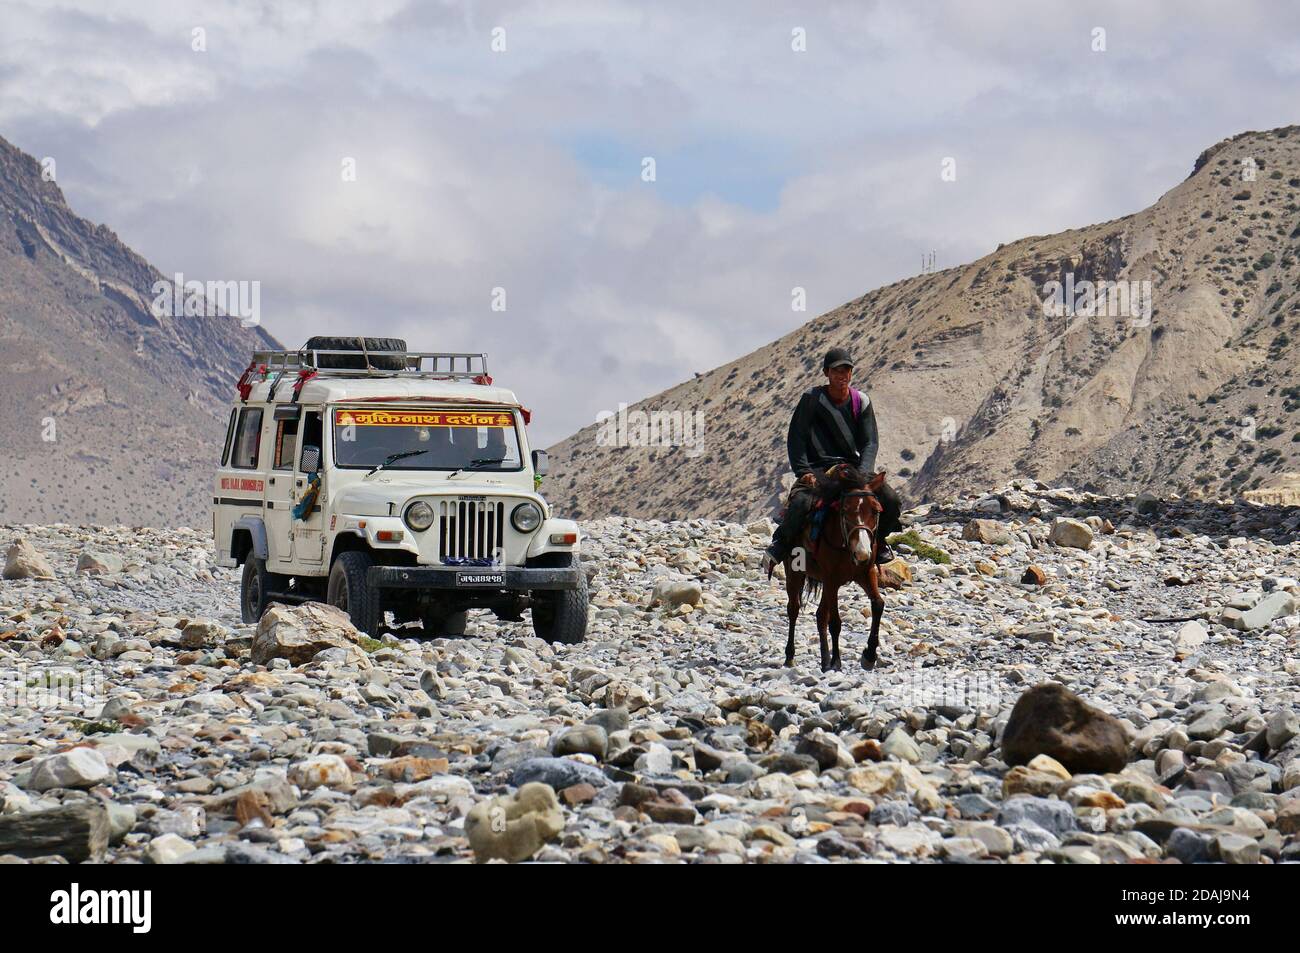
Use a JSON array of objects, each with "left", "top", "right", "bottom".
[{"left": 456, "top": 571, "right": 504, "bottom": 586}]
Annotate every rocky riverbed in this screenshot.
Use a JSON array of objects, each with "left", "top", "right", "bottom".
[{"left": 2, "top": 482, "right": 1299, "bottom": 864}]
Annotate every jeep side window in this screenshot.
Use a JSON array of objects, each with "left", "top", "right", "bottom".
[
  {"left": 274, "top": 417, "right": 300, "bottom": 470},
  {"left": 220, "top": 408, "right": 237, "bottom": 466},
  {"left": 231, "top": 408, "right": 263, "bottom": 469},
  {"left": 299, "top": 411, "right": 322, "bottom": 472}
]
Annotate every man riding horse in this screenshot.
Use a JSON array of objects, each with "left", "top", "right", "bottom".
[{"left": 763, "top": 347, "right": 903, "bottom": 575}]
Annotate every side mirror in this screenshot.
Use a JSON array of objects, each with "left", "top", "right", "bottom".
[
  {"left": 531, "top": 449, "right": 549, "bottom": 476},
  {"left": 300, "top": 446, "right": 321, "bottom": 475}
]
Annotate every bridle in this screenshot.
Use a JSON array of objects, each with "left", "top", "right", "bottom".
[{"left": 831, "top": 488, "right": 879, "bottom": 563}]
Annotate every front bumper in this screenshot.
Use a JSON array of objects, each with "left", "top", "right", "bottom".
[{"left": 367, "top": 565, "right": 582, "bottom": 591}]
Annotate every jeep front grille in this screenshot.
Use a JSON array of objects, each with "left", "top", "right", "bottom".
[{"left": 438, "top": 498, "right": 505, "bottom": 564}]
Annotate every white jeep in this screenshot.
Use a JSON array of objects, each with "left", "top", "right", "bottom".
[{"left": 212, "top": 337, "right": 588, "bottom": 643}]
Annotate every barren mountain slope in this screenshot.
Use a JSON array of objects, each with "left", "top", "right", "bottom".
[
  {"left": 0, "top": 135, "right": 281, "bottom": 526},
  {"left": 545, "top": 126, "right": 1300, "bottom": 521}
]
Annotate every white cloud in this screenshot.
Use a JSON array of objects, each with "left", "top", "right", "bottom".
[{"left": 1, "top": 0, "right": 1298, "bottom": 446}]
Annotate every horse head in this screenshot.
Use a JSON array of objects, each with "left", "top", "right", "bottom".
[{"left": 840, "top": 469, "right": 886, "bottom": 565}]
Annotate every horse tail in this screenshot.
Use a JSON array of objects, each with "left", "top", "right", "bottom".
[{"left": 803, "top": 577, "right": 822, "bottom": 603}]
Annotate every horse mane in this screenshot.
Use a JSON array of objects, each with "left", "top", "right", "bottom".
[{"left": 809, "top": 464, "right": 872, "bottom": 503}]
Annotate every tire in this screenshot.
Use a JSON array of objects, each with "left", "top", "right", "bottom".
[
  {"left": 303, "top": 336, "right": 407, "bottom": 371},
  {"left": 530, "top": 554, "right": 589, "bottom": 644},
  {"left": 327, "top": 550, "right": 384, "bottom": 635},
  {"left": 240, "top": 556, "right": 274, "bottom": 623},
  {"left": 420, "top": 608, "right": 468, "bottom": 638}
]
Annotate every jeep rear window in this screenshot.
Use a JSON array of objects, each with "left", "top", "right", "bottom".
[
  {"left": 232, "top": 408, "right": 263, "bottom": 469},
  {"left": 331, "top": 408, "right": 522, "bottom": 471}
]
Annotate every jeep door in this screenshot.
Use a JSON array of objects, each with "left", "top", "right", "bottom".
[{"left": 290, "top": 408, "right": 327, "bottom": 568}]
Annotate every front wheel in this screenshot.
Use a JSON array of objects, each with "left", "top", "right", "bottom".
[
  {"left": 530, "top": 555, "right": 589, "bottom": 644},
  {"left": 327, "top": 550, "right": 383, "bottom": 635}
]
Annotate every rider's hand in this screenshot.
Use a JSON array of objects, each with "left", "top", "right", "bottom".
[{"left": 797, "top": 473, "right": 817, "bottom": 487}]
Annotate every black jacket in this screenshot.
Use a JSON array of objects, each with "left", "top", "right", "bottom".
[{"left": 787, "top": 386, "right": 879, "bottom": 477}]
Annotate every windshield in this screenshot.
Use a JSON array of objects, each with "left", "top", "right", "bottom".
[{"left": 331, "top": 408, "right": 523, "bottom": 471}]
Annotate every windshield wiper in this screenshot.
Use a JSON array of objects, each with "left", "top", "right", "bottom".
[
  {"left": 447, "top": 457, "right": 505, "bottom": 479},
  {"left": 365, "top": 449, "right": 429, "bottom": 477}
]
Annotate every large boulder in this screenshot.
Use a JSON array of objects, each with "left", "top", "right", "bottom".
[
  {"left": 961, "top": 519, "right": 1011, "bottom": 545},
  {"left": 1133, "top": 491, "right": 1161, "bottom": 515},
  {"left": 206, "top": 777, "right": 299, "bottom": 817},
  {"left": 1224, "top": 591, "right": 1296, "bottom": 631},
  {"left": 1001, "top": 683, "right": 1128, "bottom": 774},
  {"left": 180, "top": 618, "right": 229, "bottom": 649},
  {"left": 75, "top": 551, "right": 123, "bottom": 574},
  {"left": 288, "top": 754, "right": 355, "bottom": 790},
  {"left": 0, "top": 802, "right": 109, "bottom": 862},
  {"left": 251, "top": 602, "right": 369, "bottom": 666},
  {"left": 878, "top": 559, "right": 912, "bottom": 589},
  {"left": 650, "top": 577, "right": 703, "bottom": 609},
  {"left": 510, "top": 757, "right": 608, "bottom": 791},
  {"left": 3, "top": 537, "right": 55, "bottom": 580},
  {"left": 1048, "top": 518, "right": 1093, "bottom": 550},
  {"left": 551, "top": 725, "right": 608, "bottom": 760},
  {"left": 1173, "top": 620, "right": 1208, "bottom": 652},
  {"left": 26, "top": 747, "right": 111, "bottom": 791},
  {"left": 465, "top": 782, "right": 564, "bottom": 863}
]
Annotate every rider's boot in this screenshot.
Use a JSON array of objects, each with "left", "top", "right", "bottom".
[{"left": 763, "top": 525, "right": 794, "bottom": 578}]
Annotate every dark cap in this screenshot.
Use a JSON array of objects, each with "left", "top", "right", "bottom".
[{"left": 822, "top": 347, "right": 854, "bottom": 371}]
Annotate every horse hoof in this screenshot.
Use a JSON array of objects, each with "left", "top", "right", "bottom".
[
  {"left": 784, "top": 658, "right": 795, "bottom": 668},
  {"left": 861, "top": 653, "right": 876, "bottom": 670},
  {"left": 831, "top": 659, "right": 842, "bottom": 671}
]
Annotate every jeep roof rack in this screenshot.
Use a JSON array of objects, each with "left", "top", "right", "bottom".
[{"left": 247, "top": 348, "right": 490, "bottom": 381}]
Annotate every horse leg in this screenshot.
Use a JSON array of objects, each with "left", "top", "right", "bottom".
[
  {"left": 829, "top": 598, "right": 843, "bottom": 671},
  {"left": 816, "top": 590, "right": 832, "bottom": 672},
  {"left": 860, "top": 566, "right": 884, "bottom": 670},
  {"left": 783, "top": 562, "right": 803, "bottom": 667}
]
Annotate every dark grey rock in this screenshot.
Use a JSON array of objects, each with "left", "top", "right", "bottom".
[
  {"left": 997, "top": 795, "right": 1076, "bottom": 835},
  {"left": 510, "top": 757, "right": 608, "bottom": 791},
  {"left": 1166, "top": 827, "right": 1212, "bottom": 864},
  {"left": 870, "top": 800, "right": 919, "bottom": 826},
  {"left": 955, "top": 793, "right": 999, "bottom": 820}
]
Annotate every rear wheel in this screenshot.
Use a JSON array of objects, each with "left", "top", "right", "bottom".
[
  {"left": 240, "top": 556, "right": 275, "bottom": 623},
  {"left": 530, "top": 554, "right": 589, "bottom": 644},
  {"left": 327, "top": 550, "right": 383, "bottom": 635}
]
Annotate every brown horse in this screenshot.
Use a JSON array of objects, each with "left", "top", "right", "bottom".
[{"left": 782, "top": 465, "right": 887, "bottom": 672}]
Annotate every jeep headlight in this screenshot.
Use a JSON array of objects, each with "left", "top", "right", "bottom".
[
  {"left": 511, "top": 501, "right": 542, "bottom": 533},
  {"left": 404, "top": 500, "right": 435, "bottom": 532}
]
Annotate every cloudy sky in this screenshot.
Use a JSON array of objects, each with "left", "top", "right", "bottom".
[{"left": 2, "top": 0, "right": 1298, "bottom": 445}]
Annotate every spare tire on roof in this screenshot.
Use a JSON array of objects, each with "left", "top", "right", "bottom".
[{"left": 302, "top": 336, "right": 408, "bottom": 371}]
